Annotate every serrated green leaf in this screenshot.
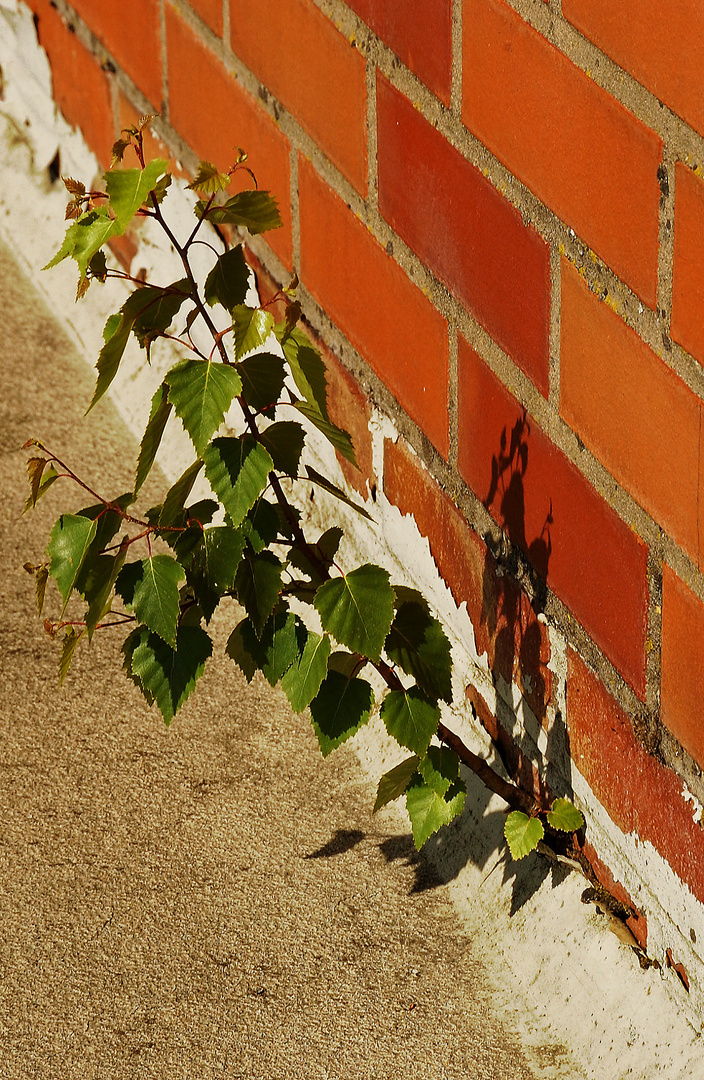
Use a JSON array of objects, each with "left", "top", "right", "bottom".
[
  {"left": 232, "top": 305, "right": 274, "bottom": 360},
  {"left": 294, "top": 400, "right": 357, "bottom": 466},
  {"left": 238, "top": 352, "right": 286, "bottom": 413},
  {"left": 204, "top": 245, "right": 250, "bottom": 310},
  {"left": 314, "top": 564, "right": 394, "bottom": 662},
  {"left": 405, "top": 775, "right": 466, "bottom": 850},
  {"left": 159, "top": 460, "right": 204, "bottom": 527},
  {"left": 309, "top": 670, "right": 373, "bottom": 757},
  {"left": 165, "top": 358, "right": 242, "bottom": 456},
  {"left": 196, "top": 190, "right": 282, "bottom": 232},
  {"left": 380, "top": 688, "right": 440, "bottom": 757},
  {"left": 104, "top": 159, "right": 168, "bottom": 231},
  {"left": 115, "top": 555, "right": 185, "bottom": 647},
  {"left": 419, "top": 745, "right": 460, "bottom": 797},
  {"left": 59, "top": 626, "right": 85, "bottom": 685},
  {"left": 546, "top": 798, "right": 584, "bottom": 833},
  {"left": 184, "top": 523, "right": 247, "bottom": 621},
  {"left": 83, "top": 547, "right": 128, "bottom": 638},
  {"left": 385, "top": 588, "right": 453, "bottom": 704},
  {"left": 234, "top": 550, "right": 284, "bottom": 637},
  {"left": 43, "top": 205, "right": 118, "bottom": 281},
  {"left": 122, "top": 624, "right": 213, "bottom": 724},
  {"left": 203, "top": 436, "right": 273, "bottom": 527},
  {"left": 504, "top": 811, "right": 545, "bottom": 860},
  {"left": 373, "top": 756, "right": 420, "bottom": 814},
  {"left": 304, "top": 466, "right": 373, "bottom": 521},
  {"left": 240, "top": 499, "right": 280, "bottom": 553},
  {"left": 226, "top": 610, "right": 304, "bottom": 686},
  {"left": 259, "top": 421, "right": 305, "bottom": 476},
  {"left": 134, "top": 382, "right": 173, "bottom": 495},
  {"left": 47, "top": 513, "right": 98, "bottom": 614},
  {"left": 281, "top": 631, "right": 331, "bottom": 713},
  {"left": 276, "top": 325, "right": 329, "bottom": 418},
  {"left": 187, "top": 161, "right": 230, "bottom": 194}
]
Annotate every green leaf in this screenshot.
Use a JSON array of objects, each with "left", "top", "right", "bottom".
[
  {"left": 240, "top": 499, "right": 280, "bottom": 553},
  {"left": 259, "top": 421, "right": 305, "bottom": 476},
  {"left": 122, "top": 625, "right": 213, "bottom": 724},
  {"left": 504, "top": 811, "right": 545, "bottom": 860},
  {"left": 385, "top": 587, "right": 453, "bottom": 704},
  {"left": 181, "top": 524, "right": 246, "bottom": 621},
  {"left": 187, "top": 161, "right": 230, "bottom": 194},
  {"left": 238, "top": 352, "right": 286, "bottom": 413},
  {"left": 47, "top": 513, "right": 98, "bottom": 614},
  {"left": 380, "top": 688, "right": 440, "bottom": 756},
  {"left": 115, "top": 555, "right": 185, "bottom": 647},
  {"left": 281, "top": 631, "right": 331, "bottom": 712},
  {"left": 59, "top": 626, "right": 85, "bottom": 685},
  {"left": 43, "top": 206, "right": 118, "bottom": 282},
  {"left": 309, "top": 670, "right": 374, "bottom": 757},
  {"left": 294, "top": 400, "right": 357, "bottom": 466},
  {"left": 24, "top": 458, "right": 59, "bottom": 512},
  {"left": 234, "top": 550, "right": 284, "bottom": 637},
  {"left": 204, "top": 245, "right": 250, "bottom": 311},
  {"left": 276, "top": 325, "right": 329, "bottom": 418},
  {"left": 159, "top": 460, "right": 204, "bottom": 527},
  {"left": 165, "top": 358, "right": 242, "bottom": 456},
  {"left": 406, "top": 774, "right": 466, "bottom": 850},
  {"left": 304, "top": 465, "right": 373, "bottom": 521},
  {"left": 226, "top": 610, "right": 304, "bottom": 686},
  {"left": 232, "top": 305, "right": 274, "bottom": 360},
  {"left": 134, "top": 382, "right": 173, "bottom": 495},
  {"left": 373, "top": 755, "right": 420, "bottom": 814},
  {"left": 314, "top": 565, "right": 395, "bottom": 662},
  {"left": 104, "top": 159, "right": 169, "bottom": 232},
  {"left": 546, "top": 798, "right": 584, "bottom": 833},
  {"left": 204, "top": 436, "right": 273, "bottom": 527},
  {"left": 82, "top": 545, "right": 128, "bottom": 639},
  {"left": 196, "top": 190, "right": 282, "bottom": 232}
]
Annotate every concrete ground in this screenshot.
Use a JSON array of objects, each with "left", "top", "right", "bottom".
[{"left": 0, "top": 228, "right": 551, "bottom": 1077}]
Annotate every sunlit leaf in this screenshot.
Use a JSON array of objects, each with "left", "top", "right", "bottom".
[
  {"left": 504, "top": 811, "right": 544, "bottom": 860},
  {"left": 546, "top": 798, "right": 584, "bottom": 833},
  {"left": 276, "top": 325, "right": 329, "bottom": 418},
  {"left": 380, "top": 688, "right": 440, "bottom": 756},
  {"left": 196, "top": 189, "right": 282, "bottom": 232},
  {"left": 104, "top": 159, "right": 169, "bottom": 231},
  {"left": 294, "top": 400, "right": 357, "bottom": 466},
  {"left": 314, "top": 565, "right": 394, "bottom": 662},
  {"left": 165, "top": 358, "right": 242, "bottom": 455},
  {"left": 46, "top": 513, "right": 98, "bottom": 614},
  {"left": 187, "top": 161, "right": 230, "bottom": 194},
  {"left": 406, "top": 773, "right": 466, "bottom": 850},
  {"left": 203, "top": 436, "right": 273, "bottom": 527},
  {"left": 304, "top": 465, "right": 373, "bottom": 521},
  {"left": 373, "top": 755, "right": 420, "bottom": 814},
  {"left": 134, "top": 382, "right": 172, "bottom": 495},
  {"left": 281, "top": 631, "right": 331, "bottom": 712},
  {"left": 43, "top": 205, "right": 118, "bottom": 282},
  {"left": 115, "top": 554, "right": 185, "bottom": 647},
  {"left": 232, "top": 305, "right": 274, "bottom": 360}
]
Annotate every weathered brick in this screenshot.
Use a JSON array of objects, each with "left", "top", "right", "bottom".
[
  {"left": 672, "top": 163, "right": 704, "bottom": 369},
  {"left": 299, "top": 157, "right": 449, "bottom": 456},
  {"left": 66, "top": 0, "right": 162, "bottom": 107},
  {"left": 561, "top": 260, "right": 704, "bottom": 567},
  {"left": 165, "top": 4, "right": 293, "bottom": 269},
  {"left": 346, "top": 0, "right": 451, "bottom": 104},
  {"left": 458, "top": 338, "right": 649, "bottom": 696},
  {"left": 377, "top": 76, "right": 550, "bottom": 395},
  {"left": 462, "top": 0, "right": 662, "bottom": 306},
  {"left": 229, "top": 0, "right": 367, "bottom": 194},
  {"left": 661, "top": 564, "right": 704, "bottom": 772},
  {"left": 563, "top": 0, "right": 704, "bottom": 139}
]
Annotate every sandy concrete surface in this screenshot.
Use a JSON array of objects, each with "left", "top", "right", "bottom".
[{"left": 0, "top": 240, "right": 551, "bottom": 1078}]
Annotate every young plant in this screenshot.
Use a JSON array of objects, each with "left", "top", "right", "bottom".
[{"left": 23, "top": 118, "right": 583, "bottom": 860}]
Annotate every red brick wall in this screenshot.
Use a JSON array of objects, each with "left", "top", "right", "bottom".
[{"left": 26, "top": 0, "right": 704, "bottom": 924}]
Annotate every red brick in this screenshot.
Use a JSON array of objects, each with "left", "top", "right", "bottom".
[
  {"left": 672, "top": 163, "right": 704, "bottom": 368},
  {"left": 561, "top": 260, "right": 704, "bottom": 567},
  {"left": 66, "top": 0, "right": 162, "bottom": 107},
  {"left": 229, "top": 0, "right": 367, "bottom": 194},
  {"left": 165, "top": 4, "right": 293, "bottom": 269},
  {"left": 377, "top": 76, "right": 550, "bottom": 395},
  {"left": 383, "top": 438, "right": 552, "bottom": 719},
  {"left": 563, "top": 0, "right": 704, "bottom": 139},
  {"left": 28, "top": 0, "right": 114, "bottom": 167},
  {"left": 661, "top": 565, "right": 704, "bottom": 772},
  {"left": 568, "top": 650, "right": 704, "bottom": 906},
  {"left": 187, "top": 0, "right": 223, "bottom": 35},
  {"left": 299, "top": 157, "right": 449, "bottom": 456},
  {"left": 462, "top": 0, "right": 662, "bottom": 307},
  {"left": 458, "top": 338, "right": 649, "bottom": 696},
  {"left": 346, "top": 0, "right": 451, "bottom": 105}
]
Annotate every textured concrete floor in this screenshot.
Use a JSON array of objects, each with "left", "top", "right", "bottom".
[{"left": 0, "top": 240, "right": 545, "bottom": 1078}]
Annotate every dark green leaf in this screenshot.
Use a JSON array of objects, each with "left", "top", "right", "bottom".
[
  {"left": 419, "top": 745, "right": 460, "bottom": 797},
  {"left": 104, "top": 159, "right": 169, "bottom": 232},
  {"left": 226, "top": 610, "right": 304, "bottom": 686},
  {"left": 546, "top": 798, "right": 584, "bottom": 833},
  {"left": 309, "top": 670, "right": 374, "bottom": 757},
  {"left": 82, "top": 545, "right": 128, "bottom": 639},
  {"left": 134, "top": 382, "right": 173, "bottom": 495},
  {"left": 259, "top": 421, "right": 305, "bottom": 477},
  {"left": 204, "top": 245, "right": 250, "bottom": 311},
  {"left": 122, "top": 625, "right": 213, "bottom": 724},
  {"left": 241, "top": 499, "right": 280, "bottom": 552},
  {"left": 234, "top": 550, "right": 284, "bottom": 637},
  {"left": 196, "top": 190, "right": 282, "bottom": 232},
  {"left": 165, "top": 358, "right": 242, "bottom": 455},
  {"left": 47, "top": 513, "right": 98, "bottom": 614},
  {"left": 305, "top": 465, "right": 373, "bottom": 521},
  {"left": 159, "top": 460, "right": 204, "bottom": 527},
  {"left": 276, "top": 325, "right": 328, "bottom": 418},
  {"left": 115, "top": 554, "right": 185, "bottom": 647},
  {"left": 238, "top": 352, "right": 286, "bottom": 412},
  {"left": 232, "top": 305, "right": 274, "bottom": 360},
  {"left": 380, "top": 688, "right": 440, "bottom": 756},
  {"left": 504, "top": 811, "right": 544, "bottom": 860},
  {"left": 294, "top": 400, "right": 357, "bottom": 466},
  {"left": 314, "top": 565, "right": 395, "bottom": 662},
  {"left": 373, "top": 755, "right": 420, "bottom": 814},
  {"left": 385, "top": 588, "right": 453, "bottom": 704},
  {"left": 281, "top": 631, "right": 331, "bottom": 712},
  {"left": 406, "top": 773, "right": 466, "bottom": 850},
  {"left": 203, "top": 436, "right": 273, "bottom": 527}
]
